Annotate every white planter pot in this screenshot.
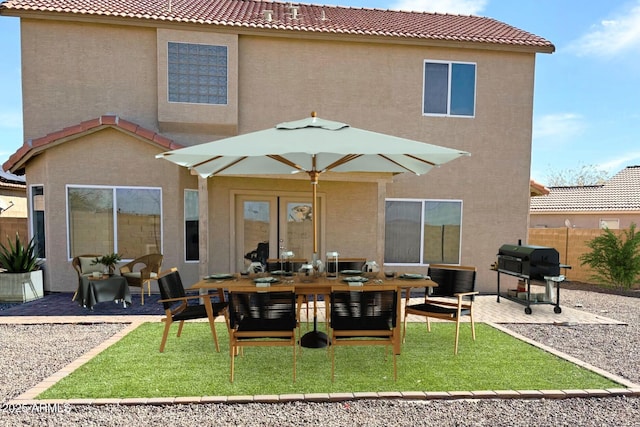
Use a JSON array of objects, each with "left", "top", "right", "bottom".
[{"left": 0, "top": 270, "right": 44, "bottom": 302}]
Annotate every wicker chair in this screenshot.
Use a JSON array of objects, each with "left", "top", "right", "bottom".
[
  {"left": 71, "top": 254, "right": 102, "bottom": 301},
  {"left": 119, "top": 253, "right": 163, "bottom": 305}
]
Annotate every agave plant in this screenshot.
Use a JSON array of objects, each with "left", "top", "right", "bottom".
[{"left": 0, "top": 233, "right": 41, "bottom": 273}]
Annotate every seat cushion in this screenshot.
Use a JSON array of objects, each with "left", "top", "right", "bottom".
[
  {"left": 122, "top": 272, "right": 158, "bottom": 279},
  {"left": 331, "top": 317, "right": 391, "bottom": 331},
  {"left": 236, "top": 317, "right": 297, "bottom": 333},
  {"left": 172, "top": 302, "right": 228, "bottom": 321},
  {"left": 79, "top": 257, "right": 102, "bottom": 274}
]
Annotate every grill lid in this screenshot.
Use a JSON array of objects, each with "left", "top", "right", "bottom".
[{"left": 498, "top": 244, "right": 557, "bottom": 260}]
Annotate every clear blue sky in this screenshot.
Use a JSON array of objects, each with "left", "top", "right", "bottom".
[{"left": 1, "top": 0, "right": 639, "bottom": 185}]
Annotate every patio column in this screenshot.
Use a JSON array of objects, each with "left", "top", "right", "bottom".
[
  {"left": 376, "top": 179, "right": 387, "bottom": 266},
  {"left": 198, "top": 176, "right": 209, "bottom": 290}
]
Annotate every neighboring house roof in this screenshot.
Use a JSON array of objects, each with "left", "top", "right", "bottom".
[
  {"left": 0, "top": 0, "right": 555, "bottom": 52},
  {"left": 2, "top": 115, "right": 181, "bottom": 173},
  {"left": 0, "top": 169, "right": 25, "bottom": 185},
  {"left": 529, "top": 179, "right": 549, "bottom": 197},
  {"left": 0, "top": 169, "right": 26, "bottom": 193},
  {"left": 530, "top": 166, "right": 640, "bottom": 212}
]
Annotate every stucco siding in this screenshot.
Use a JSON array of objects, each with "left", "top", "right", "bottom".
[
  {"left": 15, "top": 17, "right": 539, "bottom": 293},
  {"left": 21, "top": 19, "right": 158, "bottom": 140}
]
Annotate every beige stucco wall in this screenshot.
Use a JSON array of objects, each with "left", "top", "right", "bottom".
[
  {"left": 0, "top": 187, "right": 27, "bottom": 218},
  {"left": 17, "top": 18, "right": 539, "bottom": 293},
  {"left": 20, "top": 19, "right": 159, "bottom": 139}
]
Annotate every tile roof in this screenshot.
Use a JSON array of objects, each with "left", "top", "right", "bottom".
[
  {"left": 0, "top": 0, "right": 554, "bottom": 52},
  {"left": 2, "top": 115, "right": 182, "bottom": 173},
  {"left": 530, "top": 166, "right": 640, "bottom": 212},
  {"left": 530, "top": 179, "right": 549, "bottom": 197},
  {"left": 0, "top": 169, "right": 25, "bottom": 184}
]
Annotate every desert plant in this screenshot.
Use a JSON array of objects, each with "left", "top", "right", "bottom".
[
  {"left": 579, "top": 223, "right": 640, "bottom": 289},
  {"left": 92, "top": 253, "right": 122, "bottom": 274},
  {"left": 0, "top": 233, "right": 41, "bottom": 273}
]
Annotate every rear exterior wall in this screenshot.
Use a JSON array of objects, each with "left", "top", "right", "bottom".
[{"left": 19, "top": 19, "right": 537, "bottom": 292}]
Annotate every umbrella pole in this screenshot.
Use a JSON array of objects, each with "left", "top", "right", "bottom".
[
  {"left": 311, "top": 172, "right": 318, "bottom": 256},
  {"left": 300, "top": 169, "right": 329, "bottom": 349}
]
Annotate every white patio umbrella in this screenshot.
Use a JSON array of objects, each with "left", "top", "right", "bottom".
[{"left": 156, "top": 112, "right": 470, "bottom": 258}]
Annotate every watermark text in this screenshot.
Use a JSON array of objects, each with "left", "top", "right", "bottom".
[{"left": 1, "top": 403, "right": 72, "bottom": 414}]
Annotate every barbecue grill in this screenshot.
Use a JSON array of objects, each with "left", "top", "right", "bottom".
[
  {"left": 497, "top": 244, "right": 560, "bottom": 280},
  {"left": 495, "top": 243, "right": 569, "bottom": 315}
]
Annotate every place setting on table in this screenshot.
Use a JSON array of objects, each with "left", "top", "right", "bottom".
[
  {"left": 194, "top": 267, "right": 437, "bottom": 289},
  {"left": 202, "top": 273, "right": 236, "bottom": 281}
]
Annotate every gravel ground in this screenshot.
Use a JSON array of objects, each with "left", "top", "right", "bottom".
[{"left": 1, "top": 288, "right": 638, "bottom": 426}]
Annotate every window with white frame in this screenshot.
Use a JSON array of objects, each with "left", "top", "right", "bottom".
[
  {"left": 168, "top": 42, "right": 228, "bottom": 105},
  {"left": 67, "top": 186, "right": 162, "bottom": 259},
  {"left": 384, "top": 199, "right": 462, "bottom": 265},
  {"left": 185, "top": 189, "right": 199, "bottom": 262},
  {"left": 30, "top": 185, "right": 46, "bottom": 258},
  {"left": 423, "top": 61, "right": 476, "bottom": 117}
]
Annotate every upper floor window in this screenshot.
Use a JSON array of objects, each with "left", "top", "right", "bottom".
[
  {"left": 384, "top": 199, "right": 462, "bottom": 265},
  {"left": 423, "top": 61, "right": 476, "bottom": 117},
  {"left": 67, "top": 186, "right": 162, "bottom": 259},
  {"left": 168, "top": 42, "right": 228, "bottom": 105}
]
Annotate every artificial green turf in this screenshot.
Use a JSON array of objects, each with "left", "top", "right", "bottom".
[{"left": 38, "top": 322, "right": 620, "bottom": 399}]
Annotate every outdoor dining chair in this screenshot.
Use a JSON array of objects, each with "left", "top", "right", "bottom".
[
  {"left": 329, "top": 285, "right": 400, "bottom": 381},
  {"left": 157, "top": 268, "right": 228, "bottom": 353},
  {"left": 227, "top": 285, "right": 298, "bottom": 383},
  {"left": 403, "top": 264, "right": 478, "bottom": 355},
  {"left": 266, "top": 258, "right": 312, "bottom": 325},
  {"left": 119, "top": 253, "right": 163, "bottom": 305}
]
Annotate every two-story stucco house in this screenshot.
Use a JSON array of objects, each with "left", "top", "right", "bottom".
[{"left": 0, "top": 0, "right": 554, "bottom": 293}]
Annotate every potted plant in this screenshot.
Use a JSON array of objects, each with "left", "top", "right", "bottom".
[
  {"left": 0, "top": 233, "right": 44, "bottom": 302},
  {"left": 92, "top": 252, "right": 122, "bottom": 275}
]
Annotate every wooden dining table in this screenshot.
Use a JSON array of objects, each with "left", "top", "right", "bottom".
[{"left": 190, "top": 273, "right": 437, "bottom": 355}]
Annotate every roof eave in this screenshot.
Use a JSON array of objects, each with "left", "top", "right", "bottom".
[{"left": 3, "top": 115, "right": 181, "bottom": 174}]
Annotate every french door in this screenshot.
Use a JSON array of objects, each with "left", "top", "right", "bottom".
[{"left": 235, "top": 194, "right": 320, "bottom": 271}]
